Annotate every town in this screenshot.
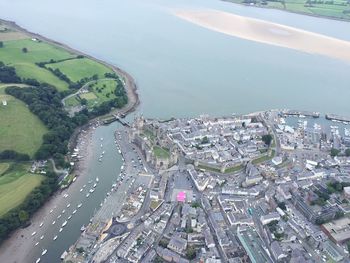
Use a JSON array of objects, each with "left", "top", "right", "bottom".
[{"left": 63, "top": 109, "right": 350, "bottom": 263}]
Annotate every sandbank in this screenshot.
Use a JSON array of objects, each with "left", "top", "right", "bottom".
[{"left": 175, "top": 9, "right": 350, "bottom": 63}]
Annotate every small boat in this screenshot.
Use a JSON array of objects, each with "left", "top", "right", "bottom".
[
  {"left": 80, "top": 225, "right": 86, "bottom": 232},
  {"left": 39, "top": 222, "right": 44, "bottom": 227},
  {"left": 67, "top": 203, "right": 71, "bottom": 208},
  {"left": 62, "top": 221, "right": 67, "bottom": 227},
  {"left": 100, "top": 137, "right": 103, "bottom": 141},
  {"left": 80, "top": 188, "right": 83, "bottom": 192},
  {"left": 101, "top": 144, "right": 103, "bottom": 147},
  {"left": 35, "top": 242, "right": 39, "bottom": 246},
  {"left": 41, "top": 249, "right": 47, "bottom": 256},
  {"left": 40, "top": 235, "right": 44, "bottom": 240},
  {"left": 83, "top": 184, "right": 86, "bottom": 188},
  {"left": 86, "top": 193, "right": 90, "bottom": 198},
  {"left": 118, "top": 150, "right": 121, "bottom": 154},
  {"left": 62, "top": 209, "right": 65, "bottom": 214},
  {"left": 53, "top": 235, "right": 57, "bottom": 241},
  {"left": 72, "top": 177, "right": 77, "bottom": 182},
  {"left": 68, "top": 215, "right": 72, "bottom": 220},
  {"left": 93, "top": 183, "right": 97, "bottom": 188},
  {"left": 89, "top": 188, "right": 94, "bottom": 193},
  {"left": 31, "top": 231, "right": 37, "bottom": 236},
  {"left": 49, "top": 209, "right": 53, "bottom": 214},
  {"left": 36, "top": 258, "right": 41, "bottom": 263},
  {"left": 72, "top": 209, "right": 77, "bottom": 214},
  {"left": 77, "top": 203, "right": 82, "bottom": 208},
  {"left": 52, "top": 221, "right": 56, "bottom": 225},
  {"left": 59, "top": 228, "right": 63, "bottom": 232},
  {"left": 96, "top": 177, "right": 99, "bottom": 182},
  {"left": 57, "top": 214, "right": 61, "bottom": 219}
]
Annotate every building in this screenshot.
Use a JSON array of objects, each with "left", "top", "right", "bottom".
[
  {"left": 168, "top": 236, "right": 188, "bottom": 254},
  {"left": 260, "top": 212, "right": 280, "bottom": 225},
  {"left": 321, "top": 217, "right": 350, "bottom": 244},
  {"left": 270, "top": 241, "right": 287, "bottom": 262}
]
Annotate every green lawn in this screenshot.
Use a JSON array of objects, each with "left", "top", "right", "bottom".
[
  {"left": 66, "top": 79, "right": 119, "bottom": 109},
  {"left": 153, "top": 146, "right": 170, "bottom": 159},
  {"left": 0, "top": 85, "right": 48, "bottom": 157},
  {"left": 0, "top": 163, "right": 10, "bottom": 176},
  {"left": 0, "top": 38, "right": 74, "bottom": 91},
  {"left": 0, "top": 163, "right": 44, "bottom": 216},
  {"left": 47, "top": 58, "right": 113, "bottom": 82}
]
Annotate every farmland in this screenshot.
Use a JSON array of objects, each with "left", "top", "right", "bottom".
[
  {"left": 0, "top": 84, "right": 48, "bottom": 157},
  {"left": 224, "top": 0, "right": 350, "bottom": 21},
  {"left": 0, "top": 162, "right": 44, "bottom": 216}
]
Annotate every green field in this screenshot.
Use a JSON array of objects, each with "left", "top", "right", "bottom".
[
  {"left": 47, "top": 58, "right": 113, "bottom": 82},
  {"left": 66, "top": 79, "right": 120, "bottom": 109},
  {"left": 0, "top": 85, "right": 48, "bottom": 157},
  {"left": 225, "top": 0, "right": 350, "bottom": 20},
  {"left": 153, "top": 146, "right": 170, "bottom": 159},
  {"left": 0, "top": 163, "right": 44, "bottom": 216},
  {"left": 0, "top": 38, "right": 74, "bottom": 91}
]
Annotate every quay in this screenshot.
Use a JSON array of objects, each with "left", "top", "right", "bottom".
[
  {"left": 325, "top": 113, "right": 350, "bottom": 123},
  {"left": 282, "top": 109, "right": 320, "bottom": 118}
]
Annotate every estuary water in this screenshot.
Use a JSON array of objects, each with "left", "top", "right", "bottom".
[{"left": 0, "top": 0, "right": 350, "bottom": 262}]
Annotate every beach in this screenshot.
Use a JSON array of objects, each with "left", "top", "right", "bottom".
[{"left": 175, "top": 9, "right": 350, "bottom": 63}]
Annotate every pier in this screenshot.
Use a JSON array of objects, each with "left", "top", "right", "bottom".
[
  {"left": 325, "top": 113, "right": 350, "bottom": 124},
  {"left": 282, "top": 110, "right": 320, "bottom": 118}
]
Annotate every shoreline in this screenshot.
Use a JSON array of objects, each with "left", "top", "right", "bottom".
[
  {"left": 0, "top": 18, "right": 140, "bottom": 262},
  {"left": 222, "top": 0, "right": 350, "bottom": 23}
]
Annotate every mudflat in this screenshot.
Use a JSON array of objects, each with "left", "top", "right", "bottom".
[{"left": 175, "top": 9, "right": 350, "bottom": 63}]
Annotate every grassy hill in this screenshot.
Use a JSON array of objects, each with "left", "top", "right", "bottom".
[
  {"left": 0, "top": 162, "right": 44, "bottom": 216},
  {"left": 0, "top": 85, "right": 48, "bottom": 157}
]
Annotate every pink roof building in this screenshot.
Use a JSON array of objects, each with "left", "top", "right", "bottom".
[{"left": 177, "top": 191, "right": 186, "bottom": 202}]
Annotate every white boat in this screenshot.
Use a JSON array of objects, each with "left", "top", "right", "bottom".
[
  {"left": 62, "top": 221, "right": 67, "bottom": 227},
  {"left": 59, "top": 228, "right": 63, "bottom": 232},
  {"left": 62, "top": 209, "right": 65, "bottom": 214},
  {"left": 93, "top": 183, "right": 97, "bottom": 188},
  {"left": 101, "top": 143, "right": 103, "bottom": 147},
  {"left": 39, "top": 222, "right": 44, "bottom": 227},
  {"left": 49, "top": 209, "right": 53, "bottom": 214},
  {"left": 96, "top": 177, "right": 99, "bottom": 182},
  {"left": 80, "top": 225, "right": 86, "bottom": 232},
  {"left": 118, "top": 150, "right": 121, "bottom": 154},
  {"left": 86, "top": 193, "right": 90, "bottom": 198},
  {"left": 83, "top": 184, "right": 86, "bottom": 188},
  {"left": 57, "top": 214, "right": 61, "bottom": 219},
  {"left": 40, "top": 235, "right": 44, "bottom": 240},
  {"left": 89, "top": 188, "right": 94, "bottom": 193},
  {"left": 35, "top": 258, "right": 41, "bottom": 263},
  {"left": 35, "top": 242, "right": 39, "bottom": 246},
  {"left": 77, "top": 203, "right": 82, "bottom": 208},
  {"left": 67, "top": 203, "right": 71, "bottom": 208},
  {"left": 73, "top": 209, "right": 77, "bottom": 214},
  {"left": 80, "top": 188, "right": 83, "bottom": 192},
  {"left": 31, "top": 231, "right": 37, "bottom": 236},
  {"left": 53, "top": 235, "right": 57, "bottom": 241},
  {"left": 52, "top": 221, "right": 56, "bottom": 225},
  {"left": 41, "top": 249, "right": 47, "bottom": 256},
  {"left": 68, "top": 215, "right": 72, "bottom": 220},
  {"left": 100, "top": 137, "right": 103, "bottom": 141},
  {"left": 72, "top": 177, "right": 77, "bottom": 182}
]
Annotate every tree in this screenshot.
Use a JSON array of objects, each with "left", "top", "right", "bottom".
[
  {"left": 186, "top": 246, "right": 197, "bottom": 260},
  {"left": 22, "top": 47, "right": 28, "bottom": 53},
  {"left": 18, "top": 210, "right": 29, "bottom": 223},
  {"left": 0, "top": 41, "right": 3, "bottom": 48},
  {"left": 262, "top": 134, "right": 273, "bottom": 146},
  {"left": 81, "top": 98, "right": 87, "bottom": 105},
  {"left": 158, "top": 238, "right": 169, "bottom": 248},
  {"left": 330, "top": 148, "right": 340, "bottom": 157},
  {"left": 345, "top": 148, "right": 350, "bottom": 157}
]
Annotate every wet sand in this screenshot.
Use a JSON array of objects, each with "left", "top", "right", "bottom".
[{"left": 175, "top": 9, "right": 350, "bottom": 63}]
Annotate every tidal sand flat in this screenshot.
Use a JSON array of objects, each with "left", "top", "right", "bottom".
[{"left": 175, "top": 9, "right": 350, "bottom": 63}]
